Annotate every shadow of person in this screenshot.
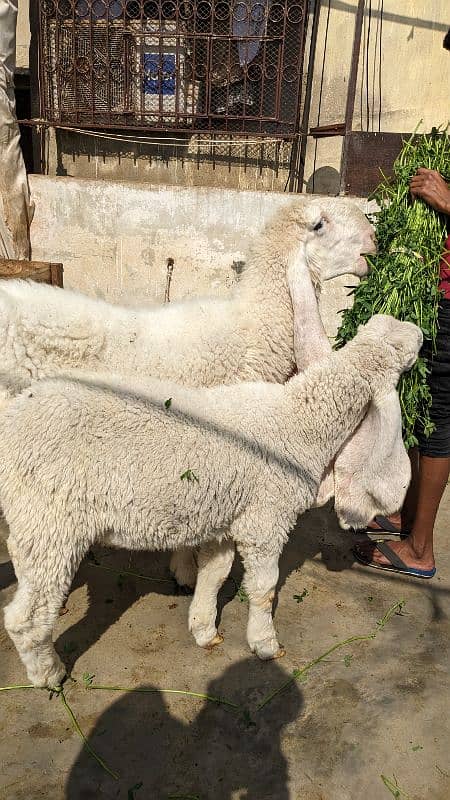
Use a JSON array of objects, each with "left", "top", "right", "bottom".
[{"left": 65, "top": 657, "right": 303, "bottom": 800}]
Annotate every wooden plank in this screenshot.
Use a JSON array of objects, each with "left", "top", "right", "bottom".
[
  {"left": 341, "top": 131, "right": 410, "bottom": 196},
  {"left": 0, "top": 258, "right": 64, "bottom": 286},
  {"left": 49, "top": 262, "right": 64, "bottom": 288}
]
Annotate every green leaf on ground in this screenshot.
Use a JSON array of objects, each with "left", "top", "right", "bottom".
[
  {"left": 381, "top": 774, "right": 412, "bottom": 799},
  {"left": 82, "top": 672, "right": 95, "bottom": 687}
]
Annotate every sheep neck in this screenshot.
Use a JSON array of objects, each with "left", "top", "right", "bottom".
[
  {"left": 234, "top": 224, "right": 313, "bottom": 381},
  {"left": 283, "top": 352, "right": 372, "bottom": 471}
]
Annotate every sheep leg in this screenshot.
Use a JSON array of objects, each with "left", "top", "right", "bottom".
[
  {"left": 239, "top": 546, "right": 284, "bottom": 660},
  {"left": 169, "top": 547, "right": 198, "bottom": 590},
  {"left": 4, "top": 577, "right": 67, "bottom": 688},
  {"left": 4, "top": 522, "right": 85, "bottom": 688},
  {"left": 188, "top": 539, "right": 235, "bottom": 648}
]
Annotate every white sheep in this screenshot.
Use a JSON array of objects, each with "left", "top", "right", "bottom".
[
  {"left": 1, "top": 315, "right": 421, "bottom": 688},
  {"left": 287, "top": 250, "right": 412, "bottom": 527},
  {"left": 0, "top": 196, "right": 375, "bottom": 587}
]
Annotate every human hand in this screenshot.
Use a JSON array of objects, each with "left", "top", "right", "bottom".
[{"left": 409, "top": 168, "right": 450, "bottom": 215}]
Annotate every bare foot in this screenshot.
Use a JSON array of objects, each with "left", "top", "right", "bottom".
[{"left": 354, "top": 536, "right": 435, "bottom": 572}]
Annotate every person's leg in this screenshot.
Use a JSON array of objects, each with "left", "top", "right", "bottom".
[
  {"left": 401, "top": 447, "right": 420, "bottom": 527},
  {"left": 407, "top": 454, "right": 450, "bottom": 564}
]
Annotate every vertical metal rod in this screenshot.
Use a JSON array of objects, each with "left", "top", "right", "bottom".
[
  {"left": 164, "top": 257, "right": 174, "bottom": 303},
  {"left": 340, "top": 0, "right": 365, "bottom": 194},
  {"left": 290, "top": 0, "right": 322, "bottom": 193}
]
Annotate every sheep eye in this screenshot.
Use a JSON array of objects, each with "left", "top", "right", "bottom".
[{"left": 313, "top": 219, "right": 324, "bottom": 231}]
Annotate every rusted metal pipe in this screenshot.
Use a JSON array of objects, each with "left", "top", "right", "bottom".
[{"left": 164, "top": 257, "right": 174, "bottom": 303}]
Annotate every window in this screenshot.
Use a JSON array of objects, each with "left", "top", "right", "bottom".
[{"left": 37, "top": 0, "right": 307, "bottom": 136}]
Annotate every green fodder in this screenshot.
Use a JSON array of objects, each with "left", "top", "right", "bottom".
[{"left": 336, "top": 127, "right": 450, "bottom": 448}]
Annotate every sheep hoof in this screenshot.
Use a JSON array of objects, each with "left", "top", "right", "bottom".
[
  {"left": 204, "top": 633, "right": 224, "bottom": 649},
  {"left": 251, "top": 637, "right": 284, "bottom": 661},
  {"left": 256, "top": 646, "right": 286, "bottom": 662},
  {"left": 29, "top": 661, "right": 67, "bottom": 689}
]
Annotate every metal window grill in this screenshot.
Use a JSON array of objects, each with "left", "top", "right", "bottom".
[{"left": 37, "top": 0, "right": 307, "bottom": 136}]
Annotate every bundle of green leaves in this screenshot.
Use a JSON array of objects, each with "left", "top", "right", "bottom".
[{"left": 336, "top": 128, "right": 450, "bottom": 448}]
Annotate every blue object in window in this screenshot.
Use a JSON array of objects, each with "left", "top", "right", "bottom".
[{"left": 143, "top": 54, "right": 176, "bottom": 96}]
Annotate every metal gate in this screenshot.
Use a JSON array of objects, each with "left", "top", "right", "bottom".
[{"left": 36, "top": 0, "right": 307, "bottom": 136}]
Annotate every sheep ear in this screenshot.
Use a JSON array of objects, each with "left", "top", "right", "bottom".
[{"left": 333, "top": 389, "right": 411, "bottom": 530}]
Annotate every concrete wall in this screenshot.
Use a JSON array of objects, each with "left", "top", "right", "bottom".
[
  {"left": 16, "top": 2, "right": 450, "bottom": 193},
  {"left": 46, "top": 129, "right": 295, "bottom": 193},
  {"left": 28, "top": 174, "right": 372, "bottom": 338}
]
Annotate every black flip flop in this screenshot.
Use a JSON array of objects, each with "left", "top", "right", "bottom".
[
  {"left": 353, "top": 540, "right": 436, "bottom": 579},
  {"left": 362, "top": 514, "right": 410, "bottom": 538}
]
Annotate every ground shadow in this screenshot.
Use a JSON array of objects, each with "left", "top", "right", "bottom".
[
  {"left": 0, "top": 558, "right": 15, "bottom": 591},
  {"left": 65, "top": 656, "right": 303, "bottom": 800},
  {"left": 278, "top": 502, "right": 355, "bottom": 588}
]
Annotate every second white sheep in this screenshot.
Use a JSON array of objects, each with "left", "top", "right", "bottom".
[{"left": 1, "top": 315, "right": 421, "bottom": 688}]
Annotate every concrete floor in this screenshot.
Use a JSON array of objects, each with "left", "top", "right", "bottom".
[{"left": 1, "top": 495, "right": 449, "bottom": 800}]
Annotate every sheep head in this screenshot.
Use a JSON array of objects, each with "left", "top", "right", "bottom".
[
  {"left": 287, "top": 197, "right": 376, "bottom": 286},
  {"left": 355, "top": 315, "right": 423, "bottom": 379}
]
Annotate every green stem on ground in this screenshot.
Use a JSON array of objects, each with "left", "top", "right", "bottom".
[
  {"left": 58, "top": 688, "right": 119, "bottom": 781},
  {"left": 167, "top": 795, "right": 201, "bottom": 800},
  {"left": 381, "top": 774, "right": 412, "bottom": 798},
  {"left": 87, "top": 561, "right": 175, "bottom": 584},
  {"left": 88, "top": 685, "right": 240, "bottom": 710},
  {"left": 257, "top": 600, "right": 405, "bottom": 710},
  {"left": 0, "top": 684, "right": 34, "bottom": 692}
]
